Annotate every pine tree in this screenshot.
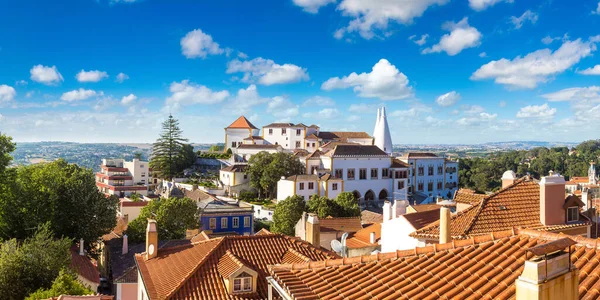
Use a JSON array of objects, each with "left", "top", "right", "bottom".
[{"left": 150, "top": 115, "right": 188, "bottom": 179}]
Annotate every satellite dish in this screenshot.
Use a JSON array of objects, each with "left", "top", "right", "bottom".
[{"left": 331, "top": 240, "right": 343, "bottom": 253}]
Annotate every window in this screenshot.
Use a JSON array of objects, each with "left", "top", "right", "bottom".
[
  {"left": 295, "top": 141, "right": 301, "bottom": 148},
  {"left": 335, "top": 169, "right": 343, "bottom": 178},
  {"left": 299, "top": 182, "right": 305, "bottom": 190},
  {"left": 296, "top": 129, "right": 301, "bottom": 135},
  {"left": 231, "top": 141, "right": 236, "bottom": 147},
  {"left": 312, "top": 143, "right": 315, "bottom": 147},
  {"left": 232, "top": 217, "right": 239, "bottom": 228},
  {"left": 567, "top": 207, "right": 579, "bottom": 222},
  {"left": 382, "top": 168, "right": 389, "bottom": 178},
  {"left": 282, "top": 129, "right": 286, "bottom": 135},
  {"left": 427, "top": 181, "right": 433, "bottom": 191},
  {"left": 269, "top": 128, "right": 273, "bottom": 135},
  {"left": 437, "top": 181, "right": 443, "bottom": 190},
  {"left": 307, "top": 143, "right": 310, "bottom": 148},
  {"left": 347, "top": 169, "right": 355, "bottom": 180},
  {"left": 141, "top": 172, "right": 146, "bottom": 177},
  {"left": 209, "top": 218, "right": 216, "bottom": 229},
  {"left": 359, "top": 168, "right": 367, "bottom": 180},
  {"left": 428, "top": 166, "right": 434, "bottom": 176},
  {"left": 418, "top": 182, "right": 424, "bottom": 191},
  {"left": 233, "top": 276, "right": 252, "bottom": 293},
  {"left": 244, "top": 216, "right": 250, "bottom": 227},
  {"left": 310, "top": 166, "right": 318, "bottom": 174},
  {"left": 308, "top": 182, "right": 314, "bottom": 189},
  {"left": 332, "top": 183, "right": 338, "bottom": 190},
  {"left": 438, "top": 165, "right": 443, "bottom": 175},
  {"left": 244, "top": 174, "right": 248, "bottom": 179},
  {"left": 371, "top": 168, "right": 378, "bottom": 179},
  {"left": 397, "top": 181, "right": 405, "bottom": 189},
  {"left": 221, "top": 218, "right": 228, "bottom": 229},
  {"left": 418, "top": 166, "right": 424, "bottom": 176}
]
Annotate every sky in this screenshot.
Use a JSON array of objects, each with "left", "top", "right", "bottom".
[{"left": 1, "top": 0, "right": 600, "bottom": 144}]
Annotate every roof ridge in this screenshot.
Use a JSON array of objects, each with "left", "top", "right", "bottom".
[{"left": 409, "top": 202, "right": 480, "bottom": 238}]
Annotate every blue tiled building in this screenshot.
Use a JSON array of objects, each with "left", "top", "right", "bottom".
[{"left": 184, "top": 189, "right": 254, "bottom": 235}]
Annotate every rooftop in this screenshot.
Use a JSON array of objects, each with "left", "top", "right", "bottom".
[
  {"left": 329, "top": 145, "right": 389, "bottom": 157},
  {"left": 263, "top": 122, "right": 306, "bottom": 128},
  {"left": 345, "top": 222, "right": 381, "bottom": 249},
  {"left": 360, "top": 209, "right": 383, "bottom": 225},
  {"left": 226, "top": 116, "right": 258, "bottom": 130},
  {"left": 453, "top": 188, "right": 486, "bottom": 206},
  {"left": 390, "top": 158, "right": 410, "bottom": 168},
  {"left": 237, "top": 144, "right": 281, "bottom": 150},
  {"left": 70, "top": 246, "right": 100, "bottom": 285},
  {"left": 319, "top": 216, "right": 363, "bottom": 233},
  {"left": 400, "top": 152, "right": 440, "bottom": 159},
  {"left": 220, "top": 164, "right": 248, "bottom": 173},
  {"left": 317, "top": 131, "right": 372, "bottom": 142},
  {"left": 269, "top": 229, "right": 600, "bottom": 300},
  {"left": 402, "top": 209, "right": 441, "bottom": 230}
]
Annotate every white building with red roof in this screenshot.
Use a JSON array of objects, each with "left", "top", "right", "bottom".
[{"left": 224, "top": 116, "right": 259, "bottom": 151}]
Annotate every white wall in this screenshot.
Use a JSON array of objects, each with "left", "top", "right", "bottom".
[
  {"left": 332, "top": 157, "right": 392, "bottom": 201},
  {"left": 123, "top": 159, "right": 149, "bottom": 185},
  {"left": 277, "top": 180, "right": 296, "bottom": 202},
  {"left": 225, "top": 128, "right": 256, "bottom": 150},
  {"left": 345, "top": 137, "right": 373, "bottom": 145},
  {"left": 380, "top": 217, "right": 420, "bottom": 252},
  {"left": 263, "top": 126, "right": 305, "bottom": 150}
]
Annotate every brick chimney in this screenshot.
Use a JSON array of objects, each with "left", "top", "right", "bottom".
[
  {"left": 305, "top": 214, "right": 320, "bottom": 248},
  {"left": 439, "top": 206, "right": 451, "bottom": 244},
  {"left": 516, "top": 238, "right": 578, "bottom": 300},
  {"left": 146, "top": 219, "right": 158, "bottom": 260},
  {"left": 501, "top": 170, "right": 517, "bottom": 189},
  {"left": 539, "top": 171, "right": 566, "bottom": 226},
  {"left": 122, "top": 234, "right": 128, "bottom": 255}
]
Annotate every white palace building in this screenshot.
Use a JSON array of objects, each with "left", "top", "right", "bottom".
[{"left": 221, "top": 108, "right": 459, "bottom": 207}]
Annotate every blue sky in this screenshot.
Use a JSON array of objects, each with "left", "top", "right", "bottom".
[{"left": 1, "top": 0, "right": 600, "bottom": 144}]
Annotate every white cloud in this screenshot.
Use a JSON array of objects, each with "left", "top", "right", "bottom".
[
  {"left": 25, "top": 91, "right": 35, "bottom": 98},
  {"left": 469, "top": 0, "right": 513, "bottom": 11},
  {"left": 578, "top": 65, "right": 600, "bottom": 75},
  {"left": 541, "top": 33, "right": 569, "bottom": 45},
  {"left": 462, "top": 104, "right": 485, "bottom": 114},
  {"left": 436, "top": 91, "right": 460, "bottom": 107},
  {"left": 540, "top": 86, "right": 600, "bottom": 125},
  {"left": 510, "top": 10, "right": 538, "bottom": 29},
  {"left": 30, "top": 65, "right": 63, "bottom": 85},
  {"left": 593, "top": 2, "right": 600, "bottom": 14},
  {"left": 348, "top": 103, "right": 379, "bottom": 113},
  {"left": 180, "top": 29, "right": 224, "bottom": 59},
  {"left": 499, "top": 100, "right": 507, "bottom": 107},
  {"left": 0, "top": 85, "right": 16, "bottom": 103},
  {"left": 516, "top": 103, "right": 556, "bottom": 119},
  {"left": 471, "top": 38, "right": 597, "bottom": 89},
  {"left": 267, "top": 96, "right": 299, "bottom": 118},
  {"left": 303, "top": 108, "right": 340, "bottom": 119},
  {"left": 226, "top": 84, "right": 270, "bottom": 115},
  {"left": 409, "top": 34, "right": 428, "bottom": 46},
  {"left": 541, "top": 86, "right": 600, "bottom": 102},
  {"left": 321, "top": 59, "right": 413, "bottom": 100},
  {"left": 335, "top": 0, "right": 449, "bottom": 39},
  {"left": 76, "top": 69, "right": 109, "bottom": 83},
  {"left": 422, "top": 18, "right": 482, "bottom": 56},
  {"left": 60, "top": 88, "right": 100, "bottom": 102},
  {"left": 293, "top": 0, "right": 336, "bottom": 13},
  {"left": 479, "top": 52, "right": 487, "bottom": 58},
  {"left": 303, "top": 96, "right": 335, "bottom": 106},
  {"left": 15, "top": 80, "right": 27, "bottom": 86},
  {"left": 226, "top": 57, "right": 309, "bottom": 85},
  {"left": 121, "top": 94, "right": 137, "bottom": 105},
  {"left": 456, "top": 112, "right": 497, "bottom": 126},
  {"left": 116, "top": 72, "right": 130, "bottom": 83},
  {"left": 165, "top": 80, "right": 229, "bottom": 111}
]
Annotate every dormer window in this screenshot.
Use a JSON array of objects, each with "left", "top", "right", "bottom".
[
  {"left": 567, "top": 207, "right": 579, "bottom": 222},
  {"left": 233, "top": 272, "right": 253, "bottom": 293}
]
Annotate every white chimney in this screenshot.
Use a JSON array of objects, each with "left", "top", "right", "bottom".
[
  {"left": 370, "top": 232, "right": 376, "bottom": 244},
  {"left": 122, "top": 234, "right": 129, "bottom": 255},
  {"left": 79, "top": 238, "right": 84, "bottom": 256},
  {"left": 501, "top": 170, "right": 517, "bottom": 189},
  {"left": 392, "top": 200, "right": 407, "bottom": 218},
  {"left": 439, "top": 206, "right": 451, "bottom": 244},
  {"left": 382, "top": 201, "right": 392, "bottom": 222}
]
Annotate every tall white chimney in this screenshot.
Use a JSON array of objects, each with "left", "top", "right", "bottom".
[
  {"left": 79, "top": 238, "right": 85, "bottom": 256},
  {"left": 392, "top": 200, "right": 407, "bottom": 218},
  {"left": 382, "top": 201, "right": 392, "bottom": 222},
  {"left": 370, "top": 232, "right": 376, "bottom": 244},
  {"left": 439, "top": 206, "right": 451, "bottom": 244},
  {"left": 122, "top": 234, "right": 129, "bottom": 255}
]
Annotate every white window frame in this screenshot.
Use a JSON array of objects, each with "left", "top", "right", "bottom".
[
  {"left": 244, "top": 216, "right": 250, "bottom": 227},
  {"left": 221, "top": 218, "right": 228, "bottom": 229},
  {"left": 209, "top": 218, "right": 216, "bottom": 229},
  {"left": 233, "top": 217, "right": 239, "bottom": 228},
  {"left": 233, "top": 277, "right": 252, "bottom": 292}
]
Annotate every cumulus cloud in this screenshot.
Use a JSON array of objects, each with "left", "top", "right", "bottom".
[
  {"left": 578, "top": 65, "right": 600, "bottom": 75},
  {"left": 334, "top": 0, "right": 448, "bottom": 39},
  {"left": 15, "top": 80, "right": 27, "bottom": 86},
  {"left": 479, "top": 52, "right": 487, "bottom": 58},
  {"left": 181, "top": 29, "right": 224, "bottom": 59},
  {"left": 348, "top": 103, "right": 380, "bottom": 113},
  {"left": 303, "top": 96, "right": 335, "bottom": 106},
  {"left": 469, "top": 0, "right": 513, "bottom": 11},
  {"left": 541, "top": 86, "right": 600, "bottom": 102},
  {"left": 593, "top": 2, "right": 600, "bottom": 15},
  {"left": 436, "top": 91, "right": 460, "bottom": 107},
  {"left": 60, "top": 88, "right": 100, "bottom": 102},
  {"left": 30, "top": 65, "right": 63, "bottom": 85},
  {"left": 121, "top": 94, "right": 137, "bottom": 105},
  {"left": 409, "top": 34, "right": 428, "bottom": 46},
  {"left": 165, "top": 80, "right": 229, "bottom": 111},
  {"left": 321, "top": 59, "right": 413, "bottom": 100},
  {"left": 0, "top": 85, "right": 16, "bottom": 103},
  {"left": 422, "top": 18, "right": 482, "bottom": 56},
  {"left": 510, "top": 10, "right": 538, "bottom": 29},
  {"left": 303, "top": 108, "right": 340, "bottom": 119},
  {"left": 225, "top": 84, "right": 270, "bottom": 115},
  {"left": 541, "top": 86, "right": 600, "bottom": 125},
  {"left": 292, "top": 0, "right": 335, "bottom": 13},
  {"left": 516, "top": 103, "right": 556, "bottom": 119},
  {"left": 226, "top": 57, "right": 309, "bottom": 85},
  {"left": 76, "top": 69, "right": 109, "bottom": 83},
  {"left": 267, "top": 96, "right": 300, "bottom": 118},
  {"left": 116, "top": 72, "right": 130, "bottom": 83},
  {"left": 456, "top": 112, "right": 497, "bottom": 126},
  {"left": 471, "top": 38, "right": 597, "bottom": 89}
]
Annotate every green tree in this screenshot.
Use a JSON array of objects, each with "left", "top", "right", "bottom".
[
  {"left": 150, "top": 115, "right": 189, "bottom": 179},
  {"left": 126, "top": 197, "right": 199, "bottom": 243},
  {"left": 134, "top": 152, "right": 143, "bottom": 160},
  {"left": 0, "top": 224, "right": 71, "bottom": 300},
  {"left": 307, "top": 195, "right": 337, "bottom": 218},
  {"left": 0, "top": 159, "right": 118, "bottom": 248},
  {"left": 247, "top": 152, "right": 305, "bottom": 198},
  {"left": 0, "top": 134, "right": 15, "bottom": 176},
  {"left": 333, "top": 192, "right": 361, "bottom": 217},
  {"left": 272, "top": 195, "right": 306, "bottom": 236},
  {"left": 177, "top": 143, "right": 197, "bottom": 172},
  {"left": 129, "top": 193, "right": 141, "bottom": 202},
  {"left": 208, "top": 144, "right": 224, "bottom": 152},
  {"left": 26, "top": 269, "right": 94, "bottom": 300}
]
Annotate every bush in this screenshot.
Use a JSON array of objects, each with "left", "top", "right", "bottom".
[
  {"left": 254, "top": 219, "right": 272, "bottom": 232},
  {"left": 271, "top": 195, "right": 306, "bottom": 236},
  {"left": 239, "top": 190, "right": 259, "bottom": 202},
  {"left": 197, "top": 152, "right": 231, "bottom": 159}
]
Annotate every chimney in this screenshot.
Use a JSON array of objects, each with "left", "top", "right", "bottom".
[
  {"left": 501, "top": 170, "right": 517, "bottom": 189},
  {"left": 539, "top": 171, "right": 566, "bottom": 226},
  {"left": 383, "top": 201, "right": 392, "bottom": 222},
  {"left": 370, "top": 232, "right": 376, "bottom": 244},
  {"left": 582, "top": 188, "right": 589, "bottom": 211},
  {"left": 146, "top": 219, "right": 158, "bottom": 260},
  {"left": 122, "top": 234, "right": 128, "bottom": 255},
  {"left": 392, "top": 200, "right": 407, "bottom": 218},
  {"left": 79, "top": 238, "right": 85, "bottom": 256},
  {"left": 439, "top": 206, "right": 451, "bottom": 244},
  {"left": 305, "top": 214, "right": 320, "bottom": 247},
  {"left": 516, "top": 238, "right": 578, "bottom": 300}
]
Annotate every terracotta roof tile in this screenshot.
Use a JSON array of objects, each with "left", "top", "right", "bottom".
[
  {"left": 226, "top": 116, "right": 258, "bottom": 129},
  {"left": 330, "top": 145, "right": 388, "bottom": 157},
  {"left": 319, "top": 217, "right": 363, "bottom": 233},
  {"left": 454, "top": 188, "right": 486, "bottom": 206},
  {"left": 409, "top": 203, "right": 441, "bottom": 213},
  {"left": 403, "top": 209, "right": 441, "bottom": 230},
  {"left": 346, "top": 223, "right": 381, "bottom": 249},
  {"left": 360, "top": 209, "right": 383, "bottom": 225},
  {"left": 270, "top": 228, "right": 600, "bottom": 300},
  {"left": 391, "top": 158, "right": 409, "bottom": 168},
  {"left": 317, "top": 131, "right": 372, "bottom": 142},
  {"left": 70, "top": 246, "right": 100, "bottom": 284}
]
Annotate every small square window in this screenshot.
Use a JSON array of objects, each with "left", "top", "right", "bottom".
[
  {"left": 332, "top": 183, "right": 338, "bottom": 191},
  {"left": 299, "top": 182, "right": 305, "bottom": 190},
  {"left": 567, "top": 207, "right": 579, "bottom": 222},
  {"left": 308, "top": 182, "right": 314, "bottom": 189}
]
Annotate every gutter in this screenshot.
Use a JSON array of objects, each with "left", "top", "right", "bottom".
[{"left": 266, "top": 276, "right": 293, "bottom": 300}]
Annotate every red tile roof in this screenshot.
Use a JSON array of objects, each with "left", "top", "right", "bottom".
[
  {"left": 390, "top": 158, "right": 409, "bottom": 168},
  {"left": 360, "top": 209, "right": 383, "bottom": 225},
  {"left": 410, "top": 177, "right": 589, "bottom": 240},
  {"left": 408, "top": 203, "right": 442, "bottom": 213},
  {"left": 70, "top": 246, "right": 100, "bottom": 284},
  {"left": 226, "top": 116, "right": 258, "bottom": 130},
  {"left": 403, "top": 209, "right": 441, "bottom": 230},
  {"left": 454, "top": 188, "right": 486, "bottom": 206},
  {"left": 319, "top": 217, "right": 363, "bottom": 233},
  {"left": 269, "top": 229, "right": 600, "bottom": 300},
  {"left": 345, "top": 222, "right": 381, "bottom": 249},
  {"left": 135, "top": 233, "right": 337, "bottom": 299}
]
